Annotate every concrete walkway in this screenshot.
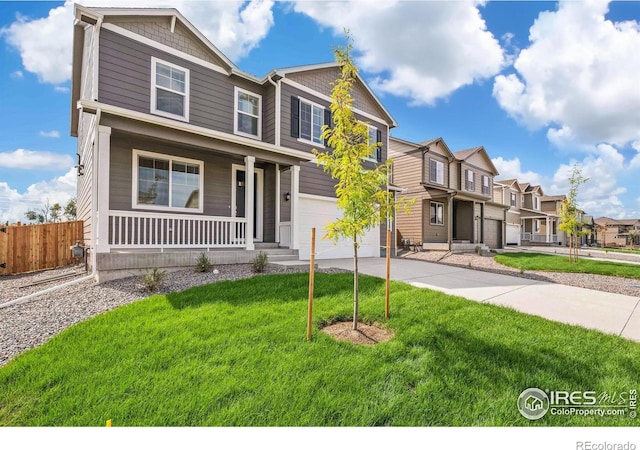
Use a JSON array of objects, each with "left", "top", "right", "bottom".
[{"left": 314, "top": 257, "right": 640, "bottom": 342}]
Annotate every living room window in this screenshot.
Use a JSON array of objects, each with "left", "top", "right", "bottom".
[
  {"left": 430, "top": 201, "right": 444, "bottom": 226},
  {"left": 133, "top": 149, "right": 203, "bottom": 213},
  {"left": 234, "top": 87, "right": 262, "bottom": 139},
  {"left": 151, "top": 57, "right": 189, "bottom": 121},
  {"left": 429, "top": 159, "right": 444, "bottom": 185}
]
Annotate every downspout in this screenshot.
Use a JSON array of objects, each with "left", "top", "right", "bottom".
[
  {"left": 0, "top": 107, "right": 102, "bottom": 310},
  {"left": 267, "top": 75, "right": 281, "bottom": 147}
]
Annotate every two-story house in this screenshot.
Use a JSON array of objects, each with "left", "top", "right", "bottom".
[
  {"left": 492, "top": 179, "right": 523, "bottom": 246},
  {"left": 71, "top": 5, "right": 397, "bottom": 280},
  {"left": 594, "top": 217, "right": 640, "bottom": 247},
  {"left": 390, "top": 136, "right": 506, "bottom": 251}
]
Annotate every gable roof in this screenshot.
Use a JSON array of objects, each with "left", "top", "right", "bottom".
[
  {"left": 272, "top": 62, "right": 397, "bottom": 127},
  {"left": 389, "top": 136, "right": 455, "bottom": 160},
  {"left": 494, "top": 179, "right": 523, "bottom": 192},
  {"left": 541, "top": 195, "right": 566, "bottom": 202},
  {"left": 453, "top": 146, "right": 499, "bottom": 175}
]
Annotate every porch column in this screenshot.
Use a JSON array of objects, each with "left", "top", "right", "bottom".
[
  {"left": 244, "top": 156, "right": 255, "bottom": 251},
  {"left": 275, "top": 163, "right": 281, "bottom": 243},
  {"left": 447, "top": 196, "right": 453, "bottom": 250},
  {"left": 290, "top": 165, "right": 300, "bottom": 250},
  {"left": 546, "top": 217, "right": 551, "bottom": 243},
  {"left": 95, "top": 125, "right": 111, "bottom": 253}
]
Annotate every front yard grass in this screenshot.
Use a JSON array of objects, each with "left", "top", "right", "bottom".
[
  {"left": 0, "top": 273, "right": 638, "bottom": 426},
  {"left": 494, "top": 252, "right": 640, "bottom": 279}
]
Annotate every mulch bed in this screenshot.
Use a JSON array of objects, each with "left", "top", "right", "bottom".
[{"left": 321, "top": 321, "right": 394, "bottom": 345}]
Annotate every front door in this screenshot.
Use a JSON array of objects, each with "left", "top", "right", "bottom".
[{"left": 232, "top": 165, "right": 264, "bottom": 241}]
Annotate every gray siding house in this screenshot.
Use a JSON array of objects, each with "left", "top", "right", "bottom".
[
  {"left": 390, "top": 136, "right": 506, "bottom": 251},
  {"left": 71, "top": 5, "right": 397, "bottom": 280}
]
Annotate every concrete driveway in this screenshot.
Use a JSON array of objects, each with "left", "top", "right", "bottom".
[{"left": 315, "top": 257, "right": 640, "bottom": 342}]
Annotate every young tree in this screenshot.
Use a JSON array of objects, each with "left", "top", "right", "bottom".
[
  {"left": 314, "top": 34, "right": 402, "bottom": 330},
  {"left": 558, "top": 164, "right": 588, "bottom": 263},
  {"left": 50, "top": 203, "right": 63, "bottom": 223}
]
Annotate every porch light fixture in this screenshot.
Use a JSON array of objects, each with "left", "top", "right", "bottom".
[{"left": 285, "top": 192, "right": 291, "bottom": 202}]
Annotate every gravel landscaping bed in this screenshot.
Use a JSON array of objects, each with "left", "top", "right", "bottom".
[
  {"left": 0, "top": 264, "right": 339, "bottom": 368},
  {"left": 403, "top": 251, "right": 640, "bottom": 297}
]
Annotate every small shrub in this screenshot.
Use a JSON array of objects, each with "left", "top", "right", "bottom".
[
  {"left": 142, "top": 267, "right": 167, "bottom": 292},
  {"left": 519, "top": 267, "right": 525, "bottom": 275},
  {"left": 195, "top": 252, "right": 213, "bottom": 273},
  {"left": 475, "top": 246, "right": 482, "bottom": 255},
  {"left": 468, "top": 261, "right": 472, "bottom": 268},
  {"left": 252, "top": 251, "right": 268, "bottom": 273}
]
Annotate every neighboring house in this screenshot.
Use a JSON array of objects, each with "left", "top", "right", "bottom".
[
  {"left": 71, "top": 5, "right": 397, "bottom": 280},
  {"left": 492, "top": 179, "right": 523, "bottom": 246},
  {"left": 390, "top": 136, "right": 506, "bottom": 251},
  {"left": 594, "top": 217, "right": 640, "bottom": 247}
]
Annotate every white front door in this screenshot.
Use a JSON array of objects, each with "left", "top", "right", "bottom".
[{"left": 232, "top": 165, "right": 264, "bottom": 242}]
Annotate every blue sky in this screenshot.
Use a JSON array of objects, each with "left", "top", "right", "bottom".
[{"left": 1, "top": 0, "right": 640, "bottom": 223}]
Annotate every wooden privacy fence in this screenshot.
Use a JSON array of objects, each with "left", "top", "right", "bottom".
[{"left": 0, "top": 221, "right": 84, "bottom": 276}]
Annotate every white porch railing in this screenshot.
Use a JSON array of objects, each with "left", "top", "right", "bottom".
[
  {"left": 108, "top": 210, "right": 246, "bottom": 249},
  {"left": 521, "top": 233, "right": 558, "bottom": 243}
]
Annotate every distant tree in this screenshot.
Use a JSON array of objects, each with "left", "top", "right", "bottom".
[
  {"left": 627, "top": 230, "right": 639, "bottom": 247},
  {"left": 50, "top": 203, "right": 63, "bottom": 223},
  {"left": 558, "top": 164, "right": 589, "bottom": 263},
  {"left": 64, "top": 198, "right": 77, "bottom": 221},
  {"left": 25, "top": 210, "right": 40, "bottom": 223}
]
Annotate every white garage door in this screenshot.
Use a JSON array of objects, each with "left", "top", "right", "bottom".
[
  {"left": 297, "top": 195, "right": 380, "bottom": 260},
  {"left": 506, "top": 224, "right": 520, "bottom": 246}
]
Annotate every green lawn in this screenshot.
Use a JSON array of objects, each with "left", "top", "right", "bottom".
[
  {"left": 0, "top": 273, "right": 638, "bottom": 426},
  {"left": 494, "top": 252, "right": 640, "bottom": 279},
  {"left": 599, "top": 247, "right": 640, "bottom": 256}
]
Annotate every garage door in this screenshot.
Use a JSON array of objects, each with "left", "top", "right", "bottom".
[
  {"left": 298, "top": 195, "right": 380, "bottom": 260},
  {"left": 484, "top": 219, "right": 502, "bottom": 249},
  {"left": 506, "top": 224, "right": 520, "bottom": 246}
]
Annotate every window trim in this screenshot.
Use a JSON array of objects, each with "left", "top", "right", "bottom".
[
  {"left": 428, "top": 158, "right": 445, "bottom": 185},
  {"left": 482, "top": 175, "right": 490, "bottom": 195},
  {"left": 132, "top": 149, "right": 204, "bottom": 213},
  {"left": 150, "top": 57, "right": 190, "bottom": 122},
  {"left": 534, "top": 196, "right": 540, "bottom": 210},
  {"left": 296, "top": 97, "right": 326, "bottom": 148},
  {"left": 430, "top": 201, "right": 445, "bottom": 226},
  {"left": 365, "top": 123, "right": 382, "bottom": 164},
  {"left": 233, "top": 86, "right": 262, "bottom": 140},
  {"left": 510, "top": 192, "right": 517, "bottom": 207},
  {"left": 465, "top": 169, "right": 475, "bottom": 191}
]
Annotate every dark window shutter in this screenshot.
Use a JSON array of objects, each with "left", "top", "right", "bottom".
[
  {"left": 376, "top": 129, "right": 383, "bottom": 162},
  {"left": 290, "top": 96, "right": 300, "bottom": 138},
  {"left": 465, "top": 169, "right": 469, "bottom": 190},
  {"left": 323, "top": 109, "right": 332, "bottom": 147}
]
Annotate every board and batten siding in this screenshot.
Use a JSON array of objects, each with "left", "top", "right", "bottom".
[
  {"left": 77, "top": 112, "right": 95, "bottom": 244},
  {"left": 98, "top": 29, "right": 272, "bottom": 142}
]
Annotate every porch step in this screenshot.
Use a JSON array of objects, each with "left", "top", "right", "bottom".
[
  {"left": 254, "top": 242, "right": 280, "bottom": 249},
  {"left": 266, "top": 254, "right": 301, "bottom": 262}
]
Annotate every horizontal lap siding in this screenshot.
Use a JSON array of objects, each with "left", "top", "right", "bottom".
[
  {"left": 99, "top": 29, "right": 271, "bottom": 140},
  {"left": 396, "top": 192, "right": 423, "bottom": 244},
  {"left": 485, "top": 204, "right": 505, "bottom": 221},
  {"left": 423, "top": 198, "right": 448, "bottom": 243},
  {"left": 299, "top": 162, "right": 336, "bottom": 198},
  {"left": 109, "top": 134, "right": 240, "bottom": 217},
  {"left": 506, "top": 211, "right": 521, "bottom": 224}
]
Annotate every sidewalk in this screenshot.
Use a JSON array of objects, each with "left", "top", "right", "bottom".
[
  {"left": 507, "top": 246, "right": 640, "bottom": 265},
  {"left": 314, "top": 257, "right": 640, "bottom": 342}
]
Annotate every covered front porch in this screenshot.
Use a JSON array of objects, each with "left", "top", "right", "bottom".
[{"left": 521, "top": 210, "right": 559, "bottom": 245}]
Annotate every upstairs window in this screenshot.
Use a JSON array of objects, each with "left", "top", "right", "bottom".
[
  {"left": 534, "top": 196, "right": 540, "bottom": 210},
  {"left": 465, "top": 169, "right": 475, "bottom": 191},
  {"left": 482, "top": 175, "right": 490, "bottom": 195},
  {"left": 510, "top": 192, "right": 517, "bottom": 207},
  {"left": 429, "top": 159, "right": 444, "bottom": 185},
  {"left": 365, "top": 125, "right": 383, "bottom": 162},
  {"left": 151, "top": 57, "right": 189, "bottom": 121},
  {"left": 291, "top": 96, "right": 331, "bottom": 147},
  {"left": 234, "top": 87, "right": 262, "bottom": 139}
]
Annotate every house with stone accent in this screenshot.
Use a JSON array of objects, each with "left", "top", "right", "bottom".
[
  {"left": 390, "top": 136, "right": 507, "bottom": 251},
  {"left": 71, "top": 5, "right": 397, "bottom": 280}
]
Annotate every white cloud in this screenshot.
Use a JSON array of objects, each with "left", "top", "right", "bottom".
[
  {"left": 10, "top": 70, "right": 23, "bottom": 79},
  {"left": 54, "top": 86, "right": 70, "bottom": 93},
  {"left": 493, "top": 0, "right": 640, "bottom": 147},
  {"left": 39, "top": 130, "right": 60, "bottom": 138},
  {"left": 550, "top": 144, "right": 629, "bottom": 219},
  {"left": 0, "top": 149, "right": 73, "bottom": 170},
  {"left": 492, "top": 156, "right": 543, "bottom": 186},
  {"left": 1, "top": 0, "right": 275, "bottom": 85},
  {"left": 630, "top": 141, "right": 640, "bottom": 170},
  {"left": 0, "top": 168, "right": 77, "bottom": 224},
  {"left": 293, "top": 0, "right": 505, "bottom": 106}
]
